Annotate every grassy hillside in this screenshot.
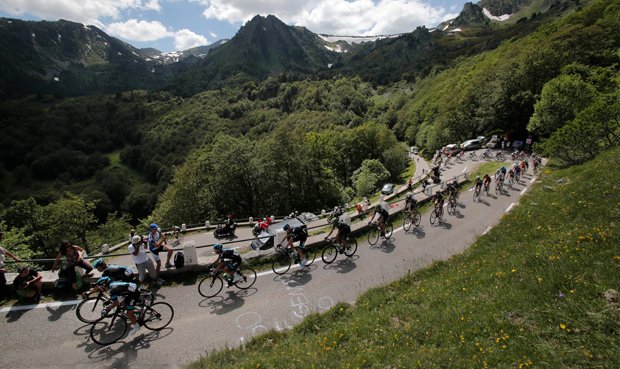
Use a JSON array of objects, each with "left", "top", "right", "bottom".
[{"left": 188, "top": 147, "right": 620, "bottom": 368}]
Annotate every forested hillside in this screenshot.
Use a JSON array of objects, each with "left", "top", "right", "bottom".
[{"left": 0, "top": 0, "right": 618, "bottom": 263}]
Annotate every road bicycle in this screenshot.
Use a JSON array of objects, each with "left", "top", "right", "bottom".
[
  {"left": 495, "top": 152, "right": 506, "bottom": 161},
  {"left": 76, "top": 284, "right": 154, "bottom": 324},
  {"left": 468, "top": 152, "right": 478, "bottom": 161},
  {"left": 76, "top": 285, "right": 112, "bottom": 324},
  {"left": 402, "top": 205, "right": 421, "bottom": 232},
  {"left": 495, "top": 179, "right": 504, "bottom": 194},
  {"left": 447, "top": 194, "right": 458, "bottom": 215},
  {"left": 89, "top": 296, "right": 173, "bottom": 345},
  {"left": 429, "top": 203, "right": 444, "bottom": 225},
  {"left": 473, "top": 185, "right": 481, "bottom": 202},
  {"left": 321, "top": 237, "right": 358, "bottom": 264},
  {"left": 168, "top": 226, "right": 184, "bottom": 247},
  {"left": 198, "top": 264, "right": 257, "bottom": 298},
  {"left": 271, "top": 243, "right": 317, "bottom": 275},
  {"left": 367, "top": 220, "right": 393, "bottom": 246},
  {"left": 507, "top": 174, "right": 515, "bottom": 188}
]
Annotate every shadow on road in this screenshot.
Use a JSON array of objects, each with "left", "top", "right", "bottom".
[
  {"left": 370, "top": 239, "right": 396, "bottom": 253},
  {"left": 46, "top": 303, "right": 75, "bottom": 321},
  {"left": 412, "top": 226, "right": 426, "bottom": 239},
  {"left": 323, "top": 256, "right": 359, "bottom": 274},
  {"left": 437, "top": 220, "right": 453, "bottom": 230},
  {"left": 199, "top": 288, "right": 257, "bottom": 314},
  {"left": 84, "top": 327, "right": 174, "bottom": 368},
  {"left": 276, "top": 271, "right": 313, "bottom": 286}
]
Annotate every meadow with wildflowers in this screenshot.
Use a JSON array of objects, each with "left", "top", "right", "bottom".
[{"left": 189, "top": 148, "right": 620, "bottom": 368}]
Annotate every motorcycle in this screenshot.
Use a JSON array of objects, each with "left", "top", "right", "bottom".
[
  {"left": 214, "top": 222, "right": 236, "bottom": 239},
  {"left": 252, "top": 217, "right": 273, "bottom": 237}
]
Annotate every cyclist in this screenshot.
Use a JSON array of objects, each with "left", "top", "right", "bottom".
[
  {"left": 210, "top": 243, "right": 243, "bottom": 286},
  {"left": 283, "top": 223, "right": 309, "bottom": 267},
  {"left": 432, "top": 191, "right": 444, "bottom": 210},
  {"left": 368, "top": 198, "right": 390, "bottom": 236},
  {"left": 446, "top": 180, "right": 459, "bottom": 200},
  {"left": 482, "top": 174, "right": 492, "bottom": 193},
  {"left": 147, "top": 223, "right": 174, "bottom": 274},
  {"left": 93, "top": 258, "right": 134, "bottom": 282},
  {"left": 97, "top": 277, "right": 143, "bottom": 336},
  {"left": 404, "top": 192, "right": 417, "bottom": 212},
  {"left": 507, "top": 168, "right": 515, "bottom": 185},
  {"left": 473, "top": 175, "right": 483, "bottom": 192},
  {"left": 324, "top": 216, "right": 351, "bottom": 249}
]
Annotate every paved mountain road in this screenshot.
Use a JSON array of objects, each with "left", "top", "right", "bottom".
[{"left": 0, "top": 155, "right": 535, "bottom": 369}]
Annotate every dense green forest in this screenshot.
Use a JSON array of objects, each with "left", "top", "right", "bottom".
[{"left": 0, "top": 0, "right": 618, "bottom": 262}]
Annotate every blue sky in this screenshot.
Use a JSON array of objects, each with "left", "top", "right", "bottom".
[{"left": 0, "top": 0, "right": 468, "bottom": 52}]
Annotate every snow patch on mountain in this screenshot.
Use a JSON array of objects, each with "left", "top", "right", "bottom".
[
  {"left": 483, "top": 8, "right": 513, "bottom": 21},
  {"left": 318, "top": 34, "right": 400, "bottom": 45}
]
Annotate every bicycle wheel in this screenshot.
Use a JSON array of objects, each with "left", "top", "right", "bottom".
[
  {"left": 142, "top": 302, "right": 174, "bottom": 331},
  {"left": 90, "top": 313, "right": 127, "bottom": 345},
  {"left": 76, "top": 296, "right": 110, "bottom": 324},
  {"left": 430, "top": 209, "right": 438, "bottom": 225},
  {"left": 412, "top": 210, "right": 421, "bottom": 227},
  {"left": 403, "top": 214, "right": 412, "bottom": 232},
  {"left": 368, "top": 226, "right": 380, "bottom": 245},
  {"left": 303, "top": 248, "right": 317, "bottom": 267},
  {"left": 384, "top": 223, "right": 394, "bottom": 238},
  {"left": 344, "top": 238, "right": 358, "bottom": 257},
  {"left": 197, "top": 275, "right": 223, "bottom": 298},
  {"left": 234, "top": 268, "right": 257, "bottom": 290},
  {"left": 321, "top": 245, "right": 338, "bottom": 264},
  {"left": 271, "top": 251, "right": 292, "bottom": 275}
]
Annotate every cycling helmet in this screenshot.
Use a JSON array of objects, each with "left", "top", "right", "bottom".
[
  {"left": 96, "top": 276, "right": 111, "bottom": 287},
  {"left": 283, "top": 224, "right": 291, "bottom": 231},
  {"left": 149, "top": 223, "right": 158, "bottom": 229},
  {"left": 93, "top": 258, "right": 105, "bottom": 269},
  {"left": 213, "top": 243, "right": 223, "bottom": 252}
]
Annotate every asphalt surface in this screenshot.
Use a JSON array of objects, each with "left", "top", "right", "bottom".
[{"left": 0, "top": 151, "right": 537, "bottom": 369}]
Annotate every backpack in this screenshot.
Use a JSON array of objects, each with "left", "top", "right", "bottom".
[{"left": 174, "top": 251, "right": 185, "bottom": 269}]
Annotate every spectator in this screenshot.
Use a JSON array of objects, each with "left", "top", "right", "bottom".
[
  {"left": 128, "top": 235, "right": 158, "bottom": 286},
  {"left": 51, "top": 241, "right": 93, "bottom": 292},
  {"left": 0, "top": 229, "right": 22, "bottom": 300},
  {"left": 147, "top": 224, "right": 173, "bottom": 282},
  {"left": 13, "top": 266, "right": 43, "bottom": 302}
]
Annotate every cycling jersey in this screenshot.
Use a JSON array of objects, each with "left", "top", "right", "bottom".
[
  {"left": 288, "top": 227, "right": 308, "bottom": 247},
  {"left": 220, "top": 248, "right": 242, "bottom": 269},
  {"left": 102, "top": 265, "right": 134, "bottom": 282},
  {"left": 109, "top": 281, "right": 141, "bottom": 310}
]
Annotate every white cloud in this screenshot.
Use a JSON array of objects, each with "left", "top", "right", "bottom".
[
  {"left": 106, "top": 19, "right": 172, "bottom": 42},
  {"left": 105, "top": 19, "right": 208, "bottom": 50},
  {"left": 0, "top": 0, "right": 154, "bottom": 25},
  {"left": 142, "top": 0, "right": 161, "bottom": 11},
  {"left": 173, "top": 28, "right": 208, "bottom": 50},
  {"left": 209, "top": 31, "right": 218, "bottom": 38},
  {"left": 200, "top": 0, "right": 457, "bottom": 35}
]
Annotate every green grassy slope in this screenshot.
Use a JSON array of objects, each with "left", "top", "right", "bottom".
[{"left": 189, "top": 147, "right": 620, "bottom": 368}]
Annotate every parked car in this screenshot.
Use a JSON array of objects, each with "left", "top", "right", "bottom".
[
  {"left": 460, "top": 139, "right": 482, "bottom": 151},
  {"left": 485, "top": 135, "right": 500, "bottom": 148},
  {"left": 381, "top": 183, "right": 395, "bottom": 195},
  {"left": 410, "top": 146, "right": 419, "bottom": 155},
  {"left": 444, "top": 144, "right": 461, "bottom": 155}
]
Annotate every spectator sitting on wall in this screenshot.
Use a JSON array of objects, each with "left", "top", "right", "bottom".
[{"left": 13, "top": 266, "right": 43, "bottom": 302}]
